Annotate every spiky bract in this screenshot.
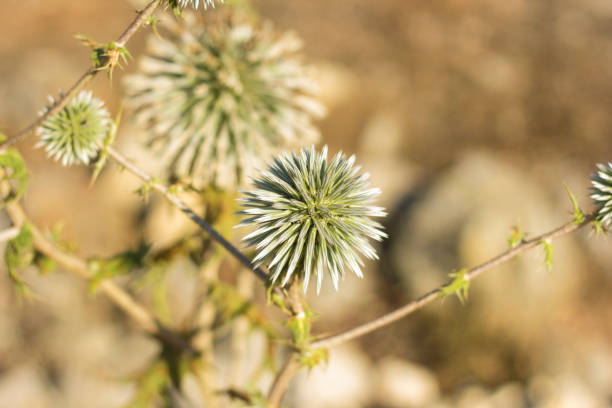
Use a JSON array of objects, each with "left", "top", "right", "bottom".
[
  {"left": 591, "top": 162, "right": 612, "bottom": 229},
  {"left": 177, "top": 0, "right": 223, "bottom": 9},
  {"left": 36, "top": 90, "right": 111, "bottom": 166},
  {"left": 238, "top": 146, "right": 387, "bottom": 292},
  {"left": 124, "top": 14, "right": 324, "bottom": 189}
]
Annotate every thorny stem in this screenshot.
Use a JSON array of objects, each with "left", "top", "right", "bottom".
[
  {"left": 4, "top": 200, "right": 194, "bottom": 352},
  {"left": 106, "top": 146, "right": 271, "bottom": 282},
  {"left": 0, "top": 0, "right": 160, "bottom": 148},
  {"left": 310, "top": 214, "right": 595, "bottom": 350}
]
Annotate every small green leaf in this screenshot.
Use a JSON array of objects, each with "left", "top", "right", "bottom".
[
  {"left": 0, "top": 149, "right": 28, "bottom": 206},
  {"left": 301, "top": 348, "right": 328, "bottom": 371},
  {"left": 506, "top": 225, "right": 524, "bottom": 249},
  {"left": 4, "top": 224, "right": 35, "bottom": 296},
  {"left": 35, "top": 253, "right": 57, "bottom": 275},
  {"left": 564, "top": 184, "right": 584, "bottom": 224},
  {"left": 88, "top": 243, "right": 150, "bottom": 293},
  {"left": 439, "top": 269, "right": 470, "bottom": 304},
  {"left": 135, "top": 178, "right": 161, "bottom": 202},
  {"left": 542, "top": 239, "right": 554, "bottom": 272}
]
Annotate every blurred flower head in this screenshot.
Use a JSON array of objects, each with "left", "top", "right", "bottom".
[
  {"left": 124, "top": 13, "right": 325, "bottom": 189},
  {"left": 36, "top": 90, "right": 111, "bottom": 166},
  {"left": 237, "top": 146, "right": 387, "bottom": 293},
  {"left": 591, "top": 162, "right": 612, "bottom": 229}
]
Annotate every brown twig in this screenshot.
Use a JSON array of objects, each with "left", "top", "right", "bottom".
[
  {"left": 310, "top": 214, "right": 594, "bottom": 350},
  {"left": 267, "top": 351, "right": 301, "bottom": 408},
  {"left": 0, "top": 0, "right": 160, "bottom": 148},
  {"left": 4, "top": 200, "right": 193, "bottom": 351}
]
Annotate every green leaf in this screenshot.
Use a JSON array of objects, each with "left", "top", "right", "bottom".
[
  {"left": 506, "top": 225, "right": 524, "bottom": 249},
  {"left": 301, "top": 348, "right": 328, "bottom": 371},
  {"left": 287, "top": 308, "right": 314, "bottom": 348},
  {"left": 88, "top": 243, "right": 151, "bottom": 293},
  {"left": 0, "top": 149, "right": 28, "bottom": 206},
  {"left": 439, "top": 269, "right": 470, "bottom": 304},
  {"left": 564, "top": 184, "right": 584, "bottom": 224},
  {"left": 542, "top": 238, "right": 554, "bottom": 272},
  {"left": 4, "top": 224, "right": 35, "bottom": 296}
]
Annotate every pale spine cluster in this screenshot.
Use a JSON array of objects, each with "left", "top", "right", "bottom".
[
  {"left": 178, "top": 0, "right": 223, "bottom": 9},
  {"left": 36, "top": 90, "right": 110, "bottom": 166},
  {"left": 238, "top": 146, "right": 387, "bottom": 292},
  {"left": 124, "top": 14, "right": 324, "bottom": 189},
  {"left": 591, "top": 162, "right": 612, "bottom": 229}
]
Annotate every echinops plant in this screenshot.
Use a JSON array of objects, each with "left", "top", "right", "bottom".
[
  {"left": 238, "top": 146, "right": 387, "bottom": 292},
  {"left": 124, "top": 12, "right": 325, "bottom": 189}
]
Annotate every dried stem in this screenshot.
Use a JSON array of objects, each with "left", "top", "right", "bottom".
[
  {"left": 0, "top": 0, "right": 160, "bottom": 148},
  {"left": 267, "top": 351, "right": 301, "bottom": 408},
  {"left": 310, "top": 214, "right": 594, "bottom": 350},
  {"left": 4, "top": 200, "right": 193, "bottom": 351}
]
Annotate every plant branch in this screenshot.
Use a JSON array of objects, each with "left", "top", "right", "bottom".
[
  {"left": 310, "top": 214, "right": 595, "bottom": 350},
  {"left": 106, "top": 146, "right": 270, "bottom": 282},
  {"left": 4, "top": 200, "right": 193, "bottom": 351},
  {"left": 267, "top": 351, "right": 301, "bottom": 408},
  {"left": 0, "top": 0, "right": 160, "bottom": 148}
]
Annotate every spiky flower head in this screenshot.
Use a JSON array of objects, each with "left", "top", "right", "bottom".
[
  {"left": 177, "top": 0, "right": 223, "bottom": 9},
  {"left": 124, "top": 13, "right": 325, "bottom": 189},
  {"left": 36, "top": 90, "right": 111, "bottom": 166},
  {"left": 237, "top": 146, "right": 387, "bottom": 293},
  {"left": 591, "top": 162, "right": 612, "bottom": 229}
]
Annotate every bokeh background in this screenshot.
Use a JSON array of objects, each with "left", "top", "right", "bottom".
[{"left": 1, "top": 0, "right": 612, "bottom": 407}]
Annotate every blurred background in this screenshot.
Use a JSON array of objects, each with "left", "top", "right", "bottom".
[{"left": 1, "top": 0, "right": 612, "bottom": 407}]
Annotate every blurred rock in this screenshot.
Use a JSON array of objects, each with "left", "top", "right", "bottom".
[
  {"left": 388, "top": 151, "right": 587, "bottom": 339},
  {"left": 374, "top": 357, "right": 440, "bottom": 407},
  {"left": 289, "top": 344, "right": 372, "bottom": 408},
  {"left": 0, "top": 364, "right": 52, "bottom": 408}
]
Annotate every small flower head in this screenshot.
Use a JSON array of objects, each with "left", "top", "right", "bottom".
[
  {"left": 36, "top": 90, "right": 111, "bottom": 166},
  {"left": 591, "top": 162, "right": 612, "bottom": 229},
  {"left": 124, "top": 13, "right": 324, "bottom": 189},
  {"left": 177, "top": 0, "right": 223, "bottom": 9},
  {"left": 238, "top": 146, "right": 387, "bottom": 293}
]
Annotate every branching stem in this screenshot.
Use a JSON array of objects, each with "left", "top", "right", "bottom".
[
  {"left": 310, "top": 214, "right": 594, "bottom": 350},
  {"left": 4, "top": 200, "right": 193, "bottom": 351}
]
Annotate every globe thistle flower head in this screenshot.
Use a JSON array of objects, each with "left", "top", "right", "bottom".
[
  {"left": 177, "top": 0, "right": 223, "bottom": 9},
  {"left": 238, "top": 146, "right": 387, "bottom": 293},
  {"left": 36, "top": 90, "right": 111, "bottom": 166},
  {"left": 591, "top": 162, "right": 612, "bottom": 229},
  {"left": 124, "top": 13, "right": 325, "bottom": 189}
]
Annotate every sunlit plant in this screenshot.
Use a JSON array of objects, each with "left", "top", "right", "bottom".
[
  {"left": 591, "top": 162, "right": 612, "bottom": 229},
  {"left": 238, "top": 146, "right": 387, "bottom": 292}
]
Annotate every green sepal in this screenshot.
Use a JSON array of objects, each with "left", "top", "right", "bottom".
[
  {"left": 0, "top": 148, "right": 28, "bottom": 206},
  {"left": 439, "top": 268, "right": 470, "bottom": 304},
  {"left": 4, "top": 224, "right": 35, "bottom": 296}
]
